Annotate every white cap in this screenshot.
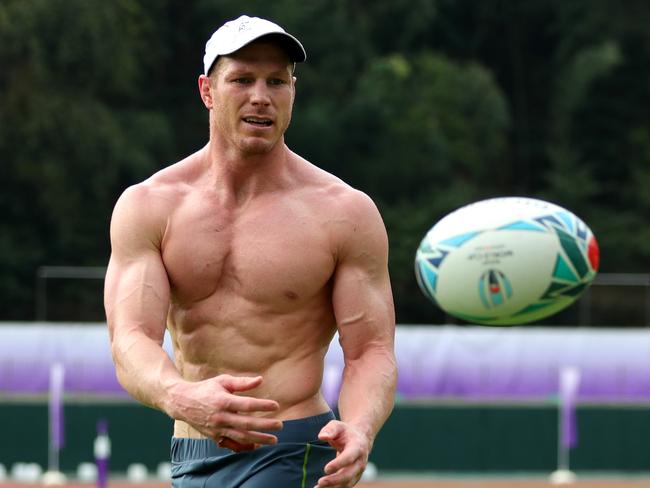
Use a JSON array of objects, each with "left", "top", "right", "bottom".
[{"left": 203, "top": 15, "right": 306, "bottom": 75}]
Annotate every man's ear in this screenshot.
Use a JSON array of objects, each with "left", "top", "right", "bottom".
[
  {"left": 198, "top": 75, "right": 214, "bottom": 109},
  {"left": 291, "top": 76, "right": 297, "bottom": 104}
]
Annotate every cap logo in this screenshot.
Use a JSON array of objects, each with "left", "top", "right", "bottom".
[{"left": 238, "top": 19, "right": 251, "bottom": 32}]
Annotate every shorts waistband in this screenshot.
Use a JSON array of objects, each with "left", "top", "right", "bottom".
[
  {"left": 171, "top": 411, "right": 336, "bottom": 462},
  {"left": 273, "top": 410, "right": 336, "bottom": 442}
]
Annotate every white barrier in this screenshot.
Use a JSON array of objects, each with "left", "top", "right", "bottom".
[{"left": 126, "top": 463, "right": 149, "bottom": 482}]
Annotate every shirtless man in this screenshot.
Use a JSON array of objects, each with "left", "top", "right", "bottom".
[{"left": 104, "top": 15, "right": 396, "bottom": 488}]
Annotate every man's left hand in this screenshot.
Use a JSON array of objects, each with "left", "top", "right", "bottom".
[{"left": 316, "top": 420, "right": 371, "bottom": 487}]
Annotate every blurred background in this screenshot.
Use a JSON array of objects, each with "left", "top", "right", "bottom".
[{"left": 1, "top": 0, "right": 650, "bottom": 483}]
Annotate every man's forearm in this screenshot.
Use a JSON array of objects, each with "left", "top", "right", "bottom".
[
  {"left": 336, "top": 347, "right": 397, "bottom": 446},
  {"left": 111, "top": 328, "right": 183, "bottom": 416}
]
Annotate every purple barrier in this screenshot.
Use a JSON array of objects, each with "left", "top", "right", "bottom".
[
  {"left": 0, "top": 323, "right": 127, "bottom": 395},
  {"left": 384, "top": 326, "right": 650, "bottom": 401},
  {"left": 2, "top": 324, "right": 650, "bottom": 402}
]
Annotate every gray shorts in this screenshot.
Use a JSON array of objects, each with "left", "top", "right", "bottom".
[{"left": 171, "top": 411, "right": 336, "bottom": 488}]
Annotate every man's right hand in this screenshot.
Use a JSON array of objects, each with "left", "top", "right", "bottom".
[{"left": 167, "top": 374, "right": 282, "bottom": 452}]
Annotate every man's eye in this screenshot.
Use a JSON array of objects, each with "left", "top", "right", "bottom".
[
  {"left": 233, "top": 78, "right": 252, "bottom": 84},
  {"left": 268, "top": 79, "right": 286, "bottom": 86}
]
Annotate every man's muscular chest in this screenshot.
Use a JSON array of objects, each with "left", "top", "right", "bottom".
[{"left": 161, "top": 193, "right": 336, "bottom": 307}]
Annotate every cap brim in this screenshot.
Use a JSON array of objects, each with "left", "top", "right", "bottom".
[
  {"left": 215, "top": 32, "right": 306, "bottom": 63},
  {"left": 257, "top": 32, "right": 306, "bottom": 63}
]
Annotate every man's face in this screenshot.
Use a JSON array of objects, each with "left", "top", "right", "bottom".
[{"left": 209, "top": 41, "right": 295, "bottom": 156}]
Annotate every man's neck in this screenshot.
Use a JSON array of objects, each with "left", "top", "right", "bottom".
[{"left": 200, "top": 140, "right": 293, "bottom": 207}]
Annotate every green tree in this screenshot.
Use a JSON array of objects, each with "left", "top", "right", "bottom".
[
  {"left": 334, "top": 52, "right": 510, "bottom": 322},
  {"left": 1, "top": 0, "right": 648, "bottom": 323},
  {"left": 542, "top": 0, "right": 650, "bottom": 271},
  {"left": 0, "top": 0, "right": 172, "bottom": 318}
]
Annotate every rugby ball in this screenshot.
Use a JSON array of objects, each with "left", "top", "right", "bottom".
[{"left": 415, "top": 197, "right": 599, "bottom": 325}]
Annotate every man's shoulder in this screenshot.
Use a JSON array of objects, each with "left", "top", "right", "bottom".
[
  {"left": 314, "top": 175, "right": 380, "bottom": 220},
  {"left": 117, "top": 153, "right": 200, "bottom": 208},
  {"left": 295, "top": 156, "right": 377, "bottom": 212},
  {"left": 111, "top": 165, "right": 197, "bottom": 239},
  {"left": 115, "top": 175, "right": 180, "bottom": 215},
  {"left": 294, "top": 160, "right": 384, "bottom": 240},
  {"left": 109, "top": 159, "right": 198, "bottom": 245}
]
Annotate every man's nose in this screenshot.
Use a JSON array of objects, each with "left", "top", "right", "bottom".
[{"left": 250, "top": 80, "right": 271, "bottom": 106}]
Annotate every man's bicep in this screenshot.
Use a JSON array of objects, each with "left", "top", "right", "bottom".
[
  {"left": 332, "top": 264, "right": 394, "bottom": 355},
  {"left": 331, "top": 195, "right": 395, "bottom": 359},
  {"left": 105, "top": 253, "right": 170, "bottom": 342},
  {"left": 104, "top": 188, "right": 170, "bottom": 344}
]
